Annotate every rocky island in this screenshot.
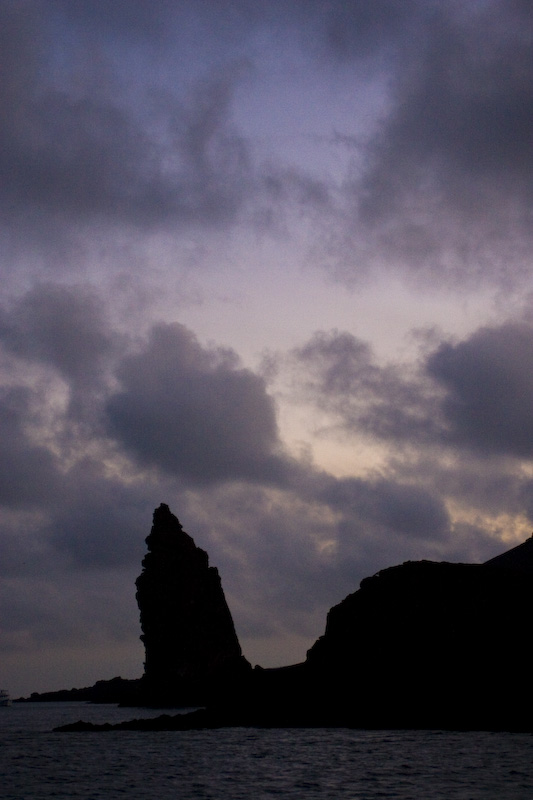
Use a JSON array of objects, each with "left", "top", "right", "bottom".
[
  {"left": 53, "top": 505, "right": 533, "bottom": 731},
  {"left": 135, "top": 503, "right": 251, "bottom": 706}
]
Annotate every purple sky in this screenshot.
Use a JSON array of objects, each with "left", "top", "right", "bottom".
[{"left": 2, "top": 0, "right": 533, "bottom": 696}]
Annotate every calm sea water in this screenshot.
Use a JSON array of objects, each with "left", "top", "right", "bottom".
[{"left": 1, "top": 703, "right": 533, "bottom": 799}]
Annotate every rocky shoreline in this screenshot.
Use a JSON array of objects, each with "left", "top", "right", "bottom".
[{"left": 42, "top": 505, "right": 533, "bottom": 732}]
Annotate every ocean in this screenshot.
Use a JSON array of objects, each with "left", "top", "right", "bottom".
[{"left": 1, "top": 702, "right": 533, "bottom": 799}]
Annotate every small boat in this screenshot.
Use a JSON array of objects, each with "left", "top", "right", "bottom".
[{"left": 0, "top": 689, "right": 11, "bottom": 707}]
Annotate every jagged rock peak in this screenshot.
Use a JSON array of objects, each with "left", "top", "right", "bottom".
[
  {"left": 144, "top": 503, "right": 200, "bottom": 557},
  {"left": 153, "top": 502, "right": 182, "bottom": 530},
  {"left": 484, "top": 533, "right": 533, "bottom": 573},
  {"left": 136, "top": 504, "right": 251, "bottom": 702}
]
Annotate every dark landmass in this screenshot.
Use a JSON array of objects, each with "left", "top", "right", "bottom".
[
  {"left": 135, "top": 503, "right": 251, "bottom": 706},
  {"left": 302, "top": 557, "right": 533, "bottom": 731},
  {"left": 14, "top": 677, "right": 142, "bottom": 705},
  {"left": 20, "top": 504, "right": 250, "bottom": 707},
  {"left": 53, "top": 505, "right": 533, "bottom": 731}
]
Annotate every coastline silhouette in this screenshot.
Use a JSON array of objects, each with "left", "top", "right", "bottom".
[{"left": 28, "top": 503, "right": 533, "bottom": 731}]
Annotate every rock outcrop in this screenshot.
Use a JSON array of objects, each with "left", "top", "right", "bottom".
[
  {"left": 303, "top": 542, "right": 533, "bottom": 729},
  {"left": 200, "top": 537, "right": 533, "bottom": 729},
  {"left": 198, "top": 537, "right": 533, "bottom": 730},
  {"left": 16, "top": 677, "right": 141, "bottom": 705},
  {"left": 135, "top": 503, "right": 251, "bottom": 704},
  {"left": 55, "top": 521, "right": 533, "bottom": 730}
]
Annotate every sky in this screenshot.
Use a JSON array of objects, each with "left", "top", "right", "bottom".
[{"left": 1, "top": 0, "right": 533, "bottom": 697}]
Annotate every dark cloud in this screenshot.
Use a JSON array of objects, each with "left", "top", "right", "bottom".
[
  {"left": 319, "top": 0, "right": 419, "bottom": 60},
  {"left": 0, "top": 283, "right": 116, "bottom": 386},
  {"left": 0, "top": 2, "right": 251, "bottom": 235},
  {"left": 50, "top": 0, "right": 179, "bottom": 40},
  {"left": 292, "top": 323, "right": 533, "bottom": 462},
  {"left": 176, "top": 459, "right": 469, "bottom": 666},
  {"left": 4, "top": 1, "right": 530, "bottom": 289},
  {"left": 106, "top": 322, "right": 289, "bottom": 485},
  {"left": 286, "top": 322, "right": 533, "bottom": 557},
  {"left": 3, "top": 75, "right": 248, "bottom": 229},
  {"left": 0, "top": 567, "right": 142, "bottom": 659},
  {"left": 428, "top": 323, "right": 533, "bottom": 458},
  {"left": 316, "top": 473, "right": 450, "bottom": 542},
  {"left": 291, "top": 329, "right": 441, "bottom": 444},
  {"left": 316, "top": 0, "right": 533, "bottom": 286},
  {"left": 204, "top": 486, "right": 345, "bottom": 640},
  {"left": 0, "top": 283, "right": 120, "bottom": 429},
  {"left": 0, "top": 387, "right": 60, "bottom": 509},
  {"left": 300, "top": 469, "right": 455, "bottom": 593},
  {"left": 42, "top": 460, "right": 153, "bottom": 570},
  {"left": 386, "top": 450, "right": 530, "bottom": 523}
]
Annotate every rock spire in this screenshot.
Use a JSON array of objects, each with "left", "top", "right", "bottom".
[{"left": 135, "top": 504, "right": 250, "bottom": 704}]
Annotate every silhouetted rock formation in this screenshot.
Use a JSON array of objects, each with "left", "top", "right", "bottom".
[
  {"left": 139, "top": 534, "right": 533, "bottom": 729},
  {"left": 303, "top": 555, "right": 533, "bottom": 729},
  {"left": 55, "top": 528, "right": 533, "bottom": 731},
  {"left": 16, "top": 677, "right": 141, "bottom": 705},
  {"left": 135, "top": 503, "right": 251, "bottom": 704},
  {"left": 484, "top": 532, "right": 533, "bottom": 573}
]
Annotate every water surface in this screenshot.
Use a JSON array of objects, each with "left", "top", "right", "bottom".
[{"left": 1, "top": 703, "right": 532, "bottom": 799}]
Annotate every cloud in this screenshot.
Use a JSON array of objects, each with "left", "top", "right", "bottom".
[
  {"left": 5, "top": 1, "right": 530, "bottom": 292},
  {"left": 283, "top": 321, "right": 533, "bottom": 570},
  {"left": 319, "top": 0, "right": 533, "bottom": 287},
  {"left": 42, "top": 461, "right": 155, "bottom": 570},
  {"left": 51, "top": 0, "right": 180, "bottom": 40},
  {"left": 319, "top": 0, "right": 419, "bottom": 60},
  {"left": 0, "top": 2, "right": 251, "bottom": 237},
  {"left": 428, "top": 323, "right": 533, "bottom": 458},
  {"left": 290, "top": 328, "right": 441, "bottom": 445},
  {"left": 291, "top": 322, "right": 533, "bottom": 461},
  {"left": 0, "top": 283, "right": 116, "bottom": 386},
  {"left": 0, "top": 282, "right": 120, "bottom": 431},
  {"left": 106, "top": 322, "right": 290, "bottom": 485},
  {"left": 0, "top": 387, "right": 60, "bottom": 509},
  {"left": 315, "top": 472, "right": 450, "bottom": 542}
]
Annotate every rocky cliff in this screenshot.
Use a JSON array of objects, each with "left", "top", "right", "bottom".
[
  {"left": 302, "top": 542, "right": 533, "bottom": 728},
  {"left": 56, "top": 518, "right": 533, "bottom": 730},
  {"left": 135, "top": 503, "right": 251, "bottom": 704},
  {"left": 207, "top": 538, "right": 533, "bottom": 729}
]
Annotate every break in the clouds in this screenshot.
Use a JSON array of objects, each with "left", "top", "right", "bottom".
[
  {"left": 291, "top": 322, "right": 533, "bottom": 461},
  {"left": 290, "top": 329, "right": 442, "bottom": 446},
  {"left": 1, "top": 1, "right": 533, "bottom": 696}
]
